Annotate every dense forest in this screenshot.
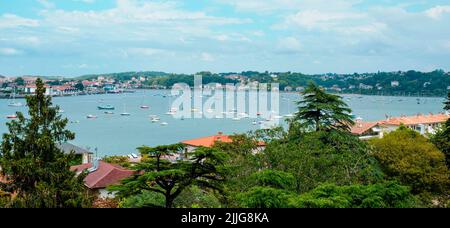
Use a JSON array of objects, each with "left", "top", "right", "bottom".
[{"left": 77, "top": 70, "right": 450, "bottom": 97}]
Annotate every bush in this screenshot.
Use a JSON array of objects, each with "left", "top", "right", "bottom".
[{"left": 290, "top": 182, "right": 418, "bottom": 208}]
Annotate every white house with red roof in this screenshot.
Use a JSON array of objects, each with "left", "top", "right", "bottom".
[
  {"left": 351, "top": 113, "right": 450, "bottom": 139},
  {"left": 71, "top": 160, "right": 137, "bottom": 199}
]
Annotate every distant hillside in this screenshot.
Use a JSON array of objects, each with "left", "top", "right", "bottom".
[{"left": 76, "top": 71, "right": 170, "bottom": 81}]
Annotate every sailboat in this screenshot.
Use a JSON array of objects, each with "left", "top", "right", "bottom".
[
  {"left": 121, "top": 103, "right": 131, "bottom": 116},
  {"left": 8, "top": 87, "right": 23, "bottom": 107},
  {"left": 140, "top": 91, "right": 150, "bottom": 109}
]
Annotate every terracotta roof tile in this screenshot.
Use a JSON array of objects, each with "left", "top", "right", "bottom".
[
  {"left": 71, "top": 161, "right": 136, "bottom": 189},
  {"left": 351, "top": 122, "right": 379, "bottom": 135},
  {"left": 181, "top": 133, "right": 233, "bottom": 147},
  {"left": 381, "top": 113, "right": 449, "bottom": 126},
  {"left": 181, "top": 133, "right": 266, "bottom": 148}
]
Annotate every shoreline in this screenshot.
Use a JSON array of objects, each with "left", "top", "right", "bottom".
[{"left": 0, "top": 88, "right": 447, "bottom": 100}]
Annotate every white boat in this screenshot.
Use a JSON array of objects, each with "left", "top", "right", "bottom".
[
  {"left": 8, "top": 87, "right": 23, "bottom": 107},
  {"left": 215, "top": 115, "right": 224, "bottom": 119},
  {"left": 8, "top": 102, "right": 23, "bottom": 107},
  {"left": 160, "top": 122, "right": 168, "bottom": 126},
  {"left": 165, "top": 111, "right": 176, "bottom": 115},
  {"left": 121, "top": 103, "right": 131, "bottom": 116},
  {"left": 86, "top": 115, "right": 97, "bottom": 119},
  {"left": 140, "top": 105, "right": 150, "bottom": 109},
  {"left": 232, "top": 117, "right": 241, "bottom": 121},
  {"left": 104, "top": 111, "right": 114, "bottom": 115}
]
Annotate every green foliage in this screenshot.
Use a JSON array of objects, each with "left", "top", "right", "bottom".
[
  {"left": 119, "top": 190, "right": 165, "bottom": 208},
  {"left": 263, "top": 130, "right": 383, "bottom": 193},
  {"left": 250, "top": 170, "right": 296, "bottom": 190},
  {"left": 237, "top": 187, "right": 293, "bottom": 208},
  {"left": 14, "top": 77, "right": 25, "bottom": 86},
  {"left": 0, "top": 78, "right": 92, "bottom": 208},
  {"left": 111, "top": 145, "right": 228, "bottom": 208},
  {"left": 370, "top": 127, "right": 449, "bottom": 194},
  {"left": 431, "top": 93, "right": 450, "bottom": 168},
  {"left": 103, "top": 156, "right": 132, "bottom": 168},
  {"left": 290, "top": 182, "right": 417, "bottom": 208},
  {"left": 74, "top": 82, "right": 85, "bottom": 91},
  {"left": 294, "top": 82, "right": 354, "bottom": 132},
  {"left": 174, "top": 186, "right": 222, "bottom": 208},
  {"left": 213, "top": 134, "right": 264, "bottom": 207},
  {"left": 431, "top": 125, "right": 450, "bottom": 168}
]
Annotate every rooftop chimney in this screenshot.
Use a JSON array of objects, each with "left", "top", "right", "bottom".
[{"left": 88, "top": 158, "right": 100, "bottom": 173}]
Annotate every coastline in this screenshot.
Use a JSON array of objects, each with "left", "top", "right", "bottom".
[{"left": 1, "top": 88, "right": 447, "bottom": 100}]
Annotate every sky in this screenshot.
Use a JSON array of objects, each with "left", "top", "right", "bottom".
[{"left": 0, "top": 0, "right": 449, "bottom": 77}]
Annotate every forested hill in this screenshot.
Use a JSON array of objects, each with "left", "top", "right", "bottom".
[
  {"left": 75, "top": 70, "right": 449, "bottom": 96},
  {"left": 76, "top": 71, "right": 170, "bottom": 81}
]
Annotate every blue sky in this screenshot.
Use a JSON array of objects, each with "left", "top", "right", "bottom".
[{"left": 0, "top": 0, "right": 449, "bottom": 77}]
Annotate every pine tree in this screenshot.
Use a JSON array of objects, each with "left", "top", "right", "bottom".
[
  {"left": 294, "top": 82, "right": 355, "bottom": 132},
  {"left": 0, "top": 78, "right": 92, "bottom": 208},
  {"left": 111, "top": 145, "right": 227, "bottom": 208}
]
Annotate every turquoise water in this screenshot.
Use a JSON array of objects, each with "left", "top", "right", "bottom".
[{"left": 0, "top": 90, "right": 446, "bottom": 156}]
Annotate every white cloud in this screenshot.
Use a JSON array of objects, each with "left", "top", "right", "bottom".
[
  {"left": 276, "top": 37, "right": 302, "bottom": 54},
  {"left": 426, "top": 5, "right": 450, "bottom": 19},
  {"left": 127, "top": 48, "right": 166, "bottom": 56},
  {"left": 200, "top": 52, "right": 215, "bottom": 61},
  {"left": 0, "top": 14, "right": 39, "bottom": 29},
  {"left": 37, "top": 0, "right": 55, "bottom": 9},
  {"left": 0, "top": 48, "right": 23, "bottom": 56}
]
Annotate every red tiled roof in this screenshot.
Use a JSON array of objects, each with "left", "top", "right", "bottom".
[
  {"left": 380, "top": 113, "right": 449, "bottom": 126},
  {"left": 350, "top": 113, "right": 450, "bottom": 135},
  {"left": 71, "top": 161, "right": 136, "bottom": 189},
  {"left": 351, "top": 121, "right": 379, "bottom": 135},
  {"left": 182, "top": 133, "right": 233, "bottom": 147},
  {"left": 181, "top": 132, "right": 266, "bottom": 148}
]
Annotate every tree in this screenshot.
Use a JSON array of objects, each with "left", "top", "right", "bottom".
[
  {"left": 262, "top": 130, "right": 383, "bottom": 193},
  {"left": 14, "top": 77, "right": 25, "bottom": 86},
  {"left": 431, "top": 92, "right": 450, "bottom": 167},
  {"left": 294, "top": 82, "right": 354, "bottom": 132},
  {"left": 289, "top": 182, "right": 418, "bottom": 208},
  {"left": 0, "top": 78, "right": 92, "bottom": 208},
  {"left": 111, "top": 145, "right": 228, "bottom": 208},
  {"left": 237, "top": 187, "right": 293, "bottom": 208},
  {"left": 370, "top": 127, "right": 449, "bottom": 195},
  {"left": 74, "top": 82, "right": 85, "bottom": 91},
  {"left": 236, "top": 170, "right": 297, "bottom": 208}
]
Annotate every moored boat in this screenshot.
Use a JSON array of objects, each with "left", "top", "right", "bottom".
[
  {"left": 6, "top": 114, "right": 17, "bottom": 119},
  {"left": 86, "top": 114, "right": 97, "bottom": 119},
  {"left": 98, "top": 105, "right": 115, "bottom": 110}
]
